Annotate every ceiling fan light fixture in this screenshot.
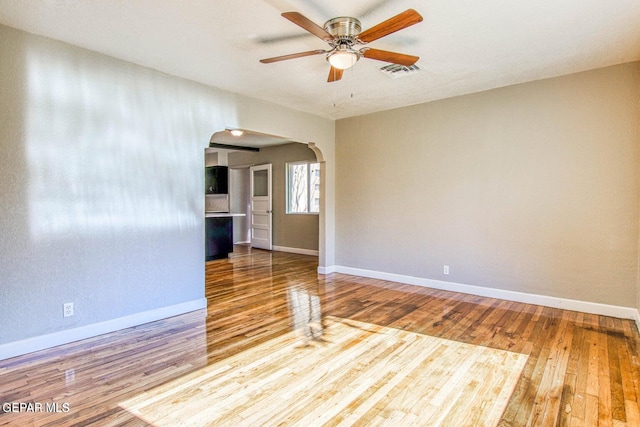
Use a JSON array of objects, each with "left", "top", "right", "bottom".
[
  {"left": 327, "top": 47, "right": 359, "bottom": 70},
  {"left": 260, "top": 9, "right": 423, "bottom": 83}
]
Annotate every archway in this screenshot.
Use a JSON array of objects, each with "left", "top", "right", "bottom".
[{"left": 205, "top": 129, "right": 326, "bottom": 265}]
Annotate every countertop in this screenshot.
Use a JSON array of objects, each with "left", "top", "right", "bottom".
[{"left": 205, "top": 212, "right": 247, "bottom": 218}]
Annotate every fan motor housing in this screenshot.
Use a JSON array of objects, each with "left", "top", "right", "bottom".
[{"left": 324, "top": 17, "right": 361, "bottom": 42}]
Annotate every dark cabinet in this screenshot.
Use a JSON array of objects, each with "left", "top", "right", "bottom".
[
  {"left": 205, "top": 166, "right": 228, "bottom": 194},
  {"left": 205, "top": 217, "right": 233, "bottom": 260}
]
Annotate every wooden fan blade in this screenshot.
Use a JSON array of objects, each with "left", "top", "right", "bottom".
[
  {"left": 358, "top": 9, "right": 423, "bottom": 43},
  {"left": 327, "top": 66, "right": 343, "bottom": 82},
  {"left": 260, "top": 49, "right": 326, "bottom": 64},
  {"left": 362, "top": 48, "right": 419, "bottom": 66},
  {"left": 282, "top": 12, "right": 334, "bottom": 42}
]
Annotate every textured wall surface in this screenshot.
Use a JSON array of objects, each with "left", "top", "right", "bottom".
[{"left": 336, "top": 62, "right": 640, "bottom": 307}]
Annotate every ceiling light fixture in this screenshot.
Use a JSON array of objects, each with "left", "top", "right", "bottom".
[
  {"left": 229, "top": 129, "right": 244, "bottom": 137},
  {"left": 327, "top": 45, "right": 359, "bottom": 70}
]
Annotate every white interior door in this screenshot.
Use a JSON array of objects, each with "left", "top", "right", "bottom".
[{"left": 250, "top": 164, "right": 272, "bottom": 250}]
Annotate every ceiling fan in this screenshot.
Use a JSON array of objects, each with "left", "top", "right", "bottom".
[{"left": 259, "top": 9, "right": 423, "bottom": 82}]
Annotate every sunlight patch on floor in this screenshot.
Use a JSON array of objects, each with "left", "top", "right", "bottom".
[{"left": 119, "top": 316, "right": 528, "bottom": 426}]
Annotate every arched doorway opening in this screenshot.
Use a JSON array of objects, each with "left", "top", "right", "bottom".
[{"left": 205, "top": 128, "right": 325, "bottom": 264}]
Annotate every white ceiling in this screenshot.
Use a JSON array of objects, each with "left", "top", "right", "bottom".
[{"left": 1, "top": 0, "right": 639, "bottom": 120}]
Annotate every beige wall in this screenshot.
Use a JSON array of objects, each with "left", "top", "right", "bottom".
[
  {"left": 336, "top": 62, "right": 640, "bottom": 308},
  {"left": 229, "top": 143, "right": 319, "bottom": 251}
]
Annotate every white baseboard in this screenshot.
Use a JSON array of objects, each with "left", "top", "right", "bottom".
[
  {"left": 333, "top": 265, "right": 640, "bottom": 329},
  {"left": 318, "top": 265, "right": 337, "bottom": 274},
  {"left": 0, "top": 298, "right": 208, "bottom": 361},
  {"left": 273, "top": 245, "right": 319, "bottom": 256}
]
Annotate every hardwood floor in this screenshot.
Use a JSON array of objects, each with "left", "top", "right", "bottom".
[{"left": 1, "top": 246, "right": 639, "bottom": 426}]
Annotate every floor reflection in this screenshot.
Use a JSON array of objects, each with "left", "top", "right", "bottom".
[{"left": 287, "top": 286, "right": 323, "bottom": 343}]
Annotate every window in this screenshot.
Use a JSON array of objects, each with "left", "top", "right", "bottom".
[{"left": 287, "top": 162, "right": 320, "bottom": 214}]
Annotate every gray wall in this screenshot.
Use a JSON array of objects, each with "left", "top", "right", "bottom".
[
  {"left": 0, "top": 24, "right": 334, "bottom": 347},
  {"left": 229, "top": 143, "right": 319, "bottom": 251},
  {"left": 336, "top": 62, "right": 640, "bottom": 308}
]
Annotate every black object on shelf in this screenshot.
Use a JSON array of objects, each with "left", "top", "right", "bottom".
[{"left": 205, "top": 166, "right": 229, "bottom": 194}]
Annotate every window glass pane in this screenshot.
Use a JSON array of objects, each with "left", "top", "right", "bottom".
[
  {"left": 286, "top": 162, "right": 320, "bottom": 214},
  {"left": 309, "top": 163, "right": 320, "bottom": 213},
  {"left": 289, "top": 163, "right": 308, "bottom": 213},
  {"left": 253, "top": 169, "right": 268, "bottom": 197}
]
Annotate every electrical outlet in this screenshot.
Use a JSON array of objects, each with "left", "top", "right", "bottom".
[
  {"left": 443, "top": 265, "right": 450, "bottom": 275},
  {"left": 63, "top": 302, "right": 74, "bottom": 318}
]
